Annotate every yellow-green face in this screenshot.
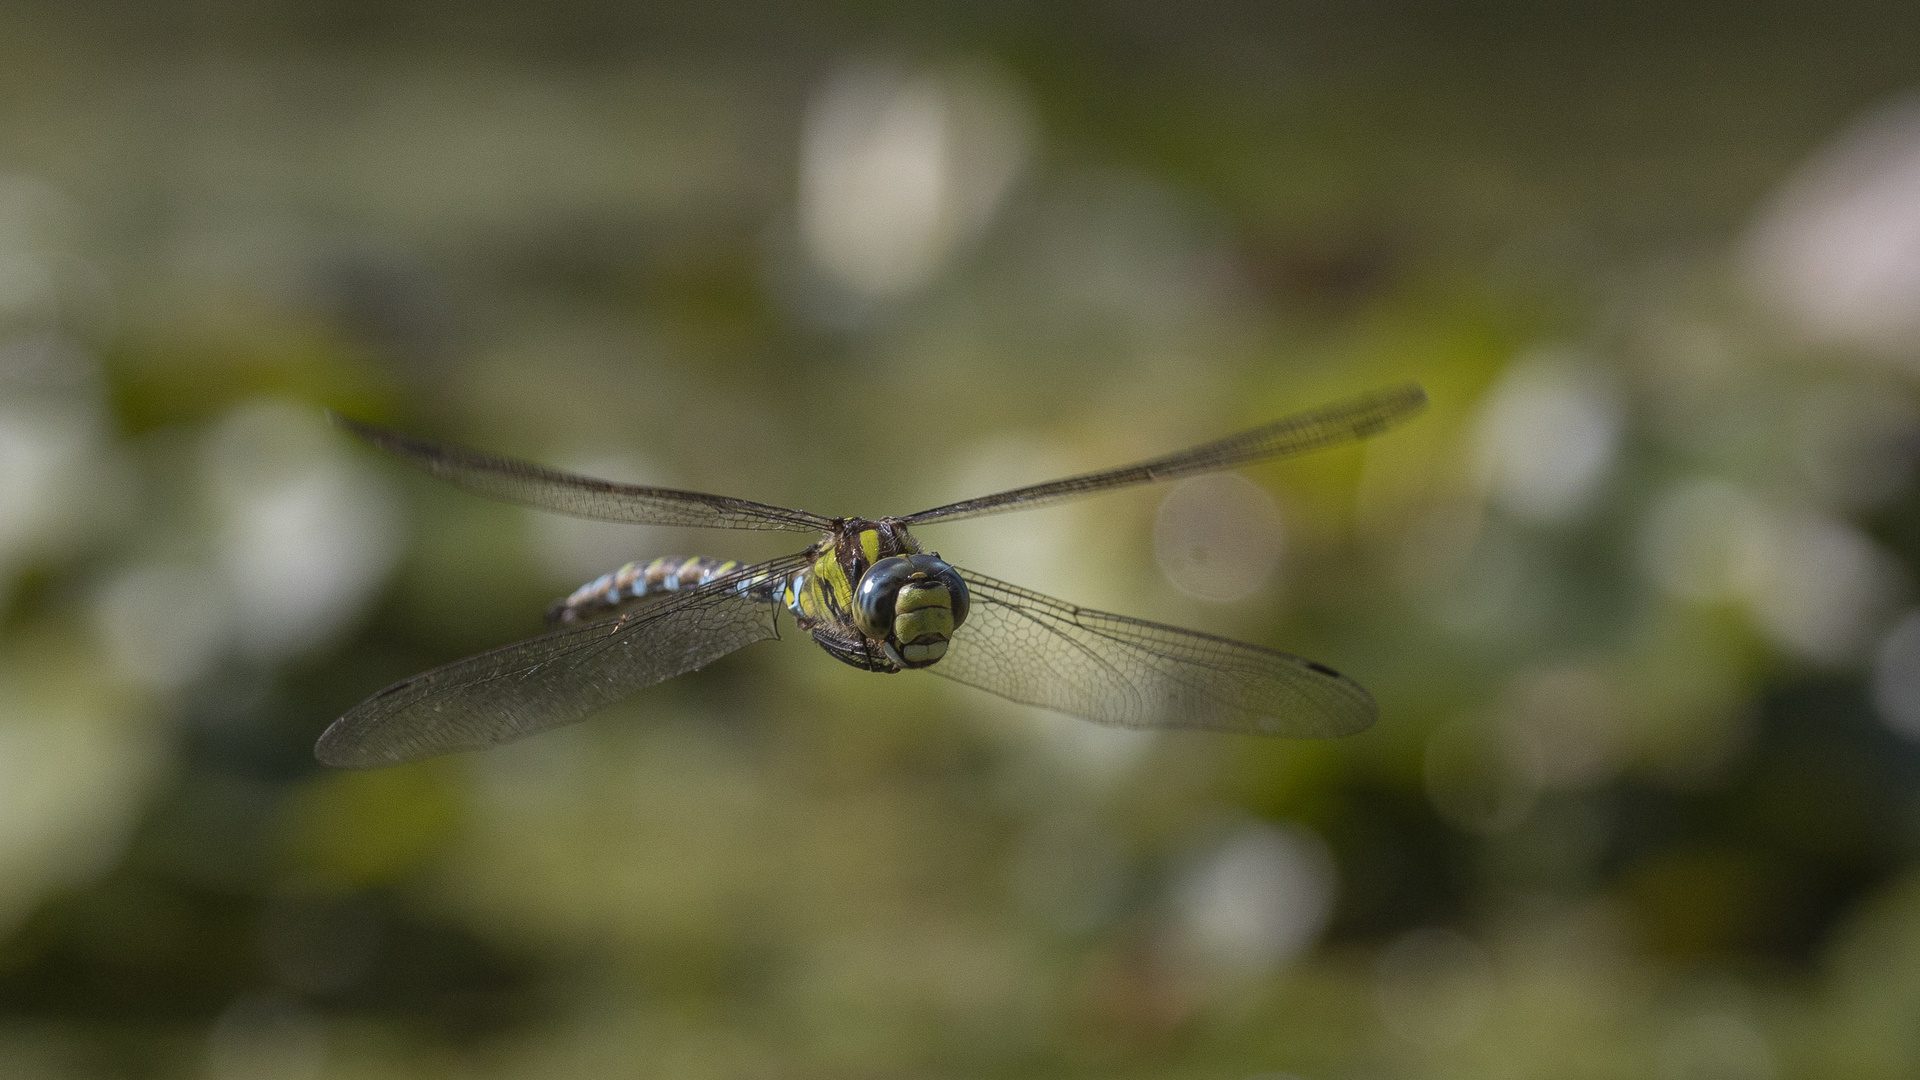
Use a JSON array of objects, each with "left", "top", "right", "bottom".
[
  {"left": 890, "top": 582, "right": 956, "bottom": 665},
  {"left": 852, "top": 553, "right": 971, "bottom": 670}
]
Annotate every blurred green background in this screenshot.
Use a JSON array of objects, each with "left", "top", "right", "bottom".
[{"left": 6, "top": 1, "right": 1920, "bottom": 1077}]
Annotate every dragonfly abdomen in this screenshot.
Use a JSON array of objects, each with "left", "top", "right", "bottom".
[{"left": 549, "top": 555, "right": 749, "bottom": 625}]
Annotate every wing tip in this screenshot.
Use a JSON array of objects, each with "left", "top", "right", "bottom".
[
  {"left": 1355, "top": 381, "right": 1428, "bottom": 430},
  {"left": 314, "top": 716, "right": 415, "bottom": 770},
  {"left": 313, "top": 726, "right": 373, "bottom": 769},
  {"left": 1284, "top": 656, "right": 1379, "bottom": 738},
  {"left": 325, "top": 410, "right": 408, "bottom": 456}
]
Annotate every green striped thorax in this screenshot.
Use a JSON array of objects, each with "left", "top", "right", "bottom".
[{"left": 853, "top": 554, "right": 971, "bottom": 669}]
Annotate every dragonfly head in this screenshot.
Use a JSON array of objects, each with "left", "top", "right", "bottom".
[{"left": 853, "top": 554, "right": 970, "bottom": 669}]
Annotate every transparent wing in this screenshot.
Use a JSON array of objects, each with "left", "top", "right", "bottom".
[
  {"left": 931, "top": 568, "right": 1376, "bottom": 737},
  {"left": 901, "top": 383, "right": 1425, "bottom": 526},
  {"left": 333, "top": 414, "right": 834, "bottom": 533},
  {"left": 316, "top": 554, "right": 810, "bottom": 768}
]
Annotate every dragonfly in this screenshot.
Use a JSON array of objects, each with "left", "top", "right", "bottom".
[{"left": 316, "top": 383, "right": 1426, "bottom": 768}]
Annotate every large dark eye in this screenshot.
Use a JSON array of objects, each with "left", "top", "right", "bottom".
[
  {"left": 853, "top": 554, "right": 971, "bottom": 640},
  {"left": 930, "top": 558, "right": 969, "bottom": 630},
  {"left": 853, "top": 556, "right": 918, "bottom": 639}
]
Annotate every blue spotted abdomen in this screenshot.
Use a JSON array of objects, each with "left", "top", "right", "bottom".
[{"left": 548, "top": 556, "right": 749, "bottom": 625}]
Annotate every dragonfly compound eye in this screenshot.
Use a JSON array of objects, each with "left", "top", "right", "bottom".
[{"left": 854, "top": 554, "right": 970, "bottom": 668}]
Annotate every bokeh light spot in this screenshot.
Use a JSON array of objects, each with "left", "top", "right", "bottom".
[
  {"left": 800, "top": 61, "right": 1030, "bottom": 299},
  {"left": 1746, "top": 93, "right": 1920, "bottom": 362},
  {"left": 1474, "top": 351, "right": 1622, "bottom": 521},
  {"left": 1172, "top": 822, "right": 1335, "bottom": 976},
  {"left": 203, "top": 399, "right": 402, "bottom": 660},
  {"left": 1153, "top": 473, "right": 1285, "bottom": 602}
]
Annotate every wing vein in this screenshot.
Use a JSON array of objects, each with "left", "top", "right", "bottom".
[
  {"left": 931, "top": 567, "right": 1376, "bottom": 737},
  {"left": 333, "top": 414, "right": 833, "bottom": 532},
  {"left": 902, "top": 383, "right": 1424, "bottom": 525},
  {"left": 317, "top": 553, "right": 809, "bottom": 767}
]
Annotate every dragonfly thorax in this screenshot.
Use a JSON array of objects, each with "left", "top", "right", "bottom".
[
  {"left": 853, "top": 554, "right": 971, "bottom": 668},
  {"left": 781, "top": 519, "right": 969, "bottom": 672}
]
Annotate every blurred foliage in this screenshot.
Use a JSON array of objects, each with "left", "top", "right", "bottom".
[{"left": 6, "top": 1, "right": 1920, "bottom": 1078}]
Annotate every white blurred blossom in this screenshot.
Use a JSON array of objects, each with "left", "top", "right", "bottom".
[
  {"left": 1741, "top": 509, "right": 1905, "bottom": 666},
  {"left": 202, "top": 400, "right": 402, "bottom": 660},
  {"left": 0, "top": 337, "right": 119, "bottom": 616},
  {"left": 1173, "top": 822, "right": 1336, "bottom": 976},
  {"left": 1639, "top": 479, "right": 1769, "bottom": 603},
  {"left": 0, "top": 405, "right": 99, "bottom": 562},
  {"left": 92, "top": 560, "right": 231, "bottom": 690},
  {"left": 1745, "top": 94, "right": 1920, "bottom": 363},
  {"left": 1643, "top": 481, "right": 1907, "bottom": 666},
  {"left": 1474, "top": 351, "right": 1623, "bottom": 521},
  {"left": 800, "top": 60, "right": 1031, "bottom": 298}
]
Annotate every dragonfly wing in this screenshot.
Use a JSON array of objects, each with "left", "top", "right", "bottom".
[
  {"left": 901, "top": 383, "right": 1424, "bottom": 526},
  {"left": 316, "top": 554, "right": 809, "bottom": 768},
  {"left": 930, "top": 567, "right": 1376, "bottom": 737},
  {"left": 333, "top": 414, "right": 834, "bottom": 533}
]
